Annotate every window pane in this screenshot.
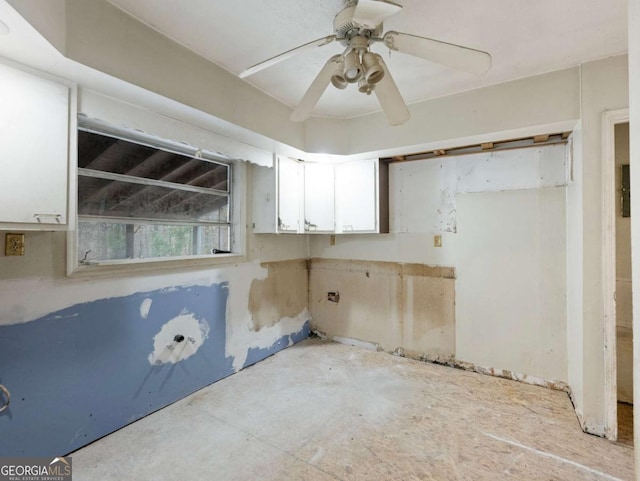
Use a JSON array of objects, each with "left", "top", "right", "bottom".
[
  {"left": 78, "top": 176, "right": 229, "bottom": 223},
  {"left": 78, "top": 221, "right": 231, "bottom": 262},
  {"left": 78, "top": 130, "right": 229, "bottom": 191}
]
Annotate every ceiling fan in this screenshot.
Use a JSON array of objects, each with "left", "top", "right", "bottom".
[{"left": 239, "top": 0, "right": 492, "bottom": 126}]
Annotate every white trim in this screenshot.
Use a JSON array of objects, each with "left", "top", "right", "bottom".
[
  {"left": 66, "top": 83, "right": 79, "bottom": 276},
  {"left": 602, "top": 108, "right": 629, "bottom": 441}
]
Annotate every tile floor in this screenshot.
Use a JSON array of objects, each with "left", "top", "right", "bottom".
[{"left": 72, "top": 340, "right": 634, "bottom": 480}]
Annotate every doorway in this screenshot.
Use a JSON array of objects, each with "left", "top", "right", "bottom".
[
  {"left": 615, "top": 122, "right": 633, "bottom": 445},
  {"left": 603, "top": 110, "right": 632, "bottom": 443}
]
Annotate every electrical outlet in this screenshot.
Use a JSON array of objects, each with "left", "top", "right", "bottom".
[
  {"left": 330, "top": 235, "right": 336, "bottom": 246},
  {"left": 327, "top": 292, "right": 340, "bottom": 303},
  {"left": 434, "top": 235, "right": 442, "bottom": 248},
  {"left": 5, "top": 233, "right": 25, "bottom": 256}
]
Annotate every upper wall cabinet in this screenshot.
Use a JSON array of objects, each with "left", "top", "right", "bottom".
[
  {"left": 0, "top": 62, "right": 71, "bottom": 230},
  {"left": 304, "top": 162, "right": 335, "bottom": 233},
  {"left": 335, "top": 158, "right": 388, "bottom": 234},
  {"left": 277, "top": 156, "right": 304, "bottom": 233},
  {"left": 253, "top": 155, "right": 303, "bottom": 233},
  {"left": 252, "top": 155, "right": 388, "bottom": 234}
]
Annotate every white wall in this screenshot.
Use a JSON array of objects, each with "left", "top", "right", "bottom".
[
  {"left": 627, "top": 0, "right": 640, "bottom": 469},
  {"left": 566, "top": 122, "right": 585, "bottom": 420},
  {"left": 329, "top": 68, "right": 580, "bottom": 157},
  {"left": 567, "top": 55, "right": 629, "bottom": 435},
  {"left": 455, "top": 188, "right": 566, "bottom": 381}
]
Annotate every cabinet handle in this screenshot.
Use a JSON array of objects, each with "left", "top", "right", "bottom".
[
  {"left": 33, "top": 213, "right": 62, "bottom": 223},
  {"left": 0, "top": 384, "right": 10, "bottom": 413},
  {"left": 304, "top": 219, "right": 318, "bottom": 231}
]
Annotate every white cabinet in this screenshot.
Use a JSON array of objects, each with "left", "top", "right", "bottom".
[
  {"left": 0, "top": 62, "right": 70, "bottom": 229},
  {"left": 252, "top": 155, "right": 303, "bottom": 234},
  {"left": 335, "top": 159, "right": 388, "bottom": 234},
  {"left": 304, "top": 163, "right": 334, "bottom": 232},
  {"left": 277, "top": 156, "right": 304, "bottom": 233},
  {"left": 252, "top": 156, "right": 387, "bottom": 235}
]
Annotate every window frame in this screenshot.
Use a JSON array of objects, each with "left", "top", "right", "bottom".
[{"left": 67, "top": 117, "right": 246, "bottom": 277}]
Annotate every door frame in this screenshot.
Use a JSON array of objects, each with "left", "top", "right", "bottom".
[{"left": 602, "top": 108, "right": 629, "bottom": 440}]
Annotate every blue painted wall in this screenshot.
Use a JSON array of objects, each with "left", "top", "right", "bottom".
[{"left": 0, "top": 283, "right": 309, "bottom": 456}]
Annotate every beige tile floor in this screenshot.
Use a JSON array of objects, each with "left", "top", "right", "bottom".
[{"left": 72, "top": 340, "right": 634, "bottom": 480}]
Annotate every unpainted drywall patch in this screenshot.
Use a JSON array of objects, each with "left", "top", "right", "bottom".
[
  {"left": 148, "top": 311, "right": 210, "bottom": 365},
  {"left": 140, "top": 298, "right": 152, "bottom": 319},
  {"left": 248, "top": 259, "right": 308, "bottom": 331}
]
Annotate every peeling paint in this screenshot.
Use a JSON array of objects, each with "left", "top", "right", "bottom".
[
  {"left": 248, "top": 259, "right": 308, "bottom": 331},
  {"left": 223, "top": 261, "right": 311, "bottom": 371}
]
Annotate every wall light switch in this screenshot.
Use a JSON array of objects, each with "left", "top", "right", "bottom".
[
  {"left": 434, "top": 235, "right": 442, "bottom": 248},
  {"left": 5, "top": 233, "right": 25, "bottom": 256}
]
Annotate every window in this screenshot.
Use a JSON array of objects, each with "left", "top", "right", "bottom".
[{"left": 76, "top": 123, "right": 234, "bottom": 265}]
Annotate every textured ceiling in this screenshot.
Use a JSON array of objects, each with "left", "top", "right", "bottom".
[{"left": 106, "top": 0, "right": 627, "bottom": 119}]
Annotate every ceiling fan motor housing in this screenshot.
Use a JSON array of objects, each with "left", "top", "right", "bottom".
[{"left": 334, "top": 4, "right": 383, "bottom": 41}]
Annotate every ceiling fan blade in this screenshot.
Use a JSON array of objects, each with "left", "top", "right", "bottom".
[
  {"left": 383, "top": 31, "right": 492, "bottom": 75},
  {"left": 353, "top": 0, "right": 403, "bottom": 29},
  {"left": 290, "top": 55, "right": 342, "bottom": 122},
  {"left": 374, "top": 56, "right": 410, "bottom": 126},
  {"left": 239, "top": 35, "right": 337, "bottom": 79}
]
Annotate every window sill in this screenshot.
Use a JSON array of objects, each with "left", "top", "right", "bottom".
[{"left": 68, "top": 252, "right": 246, "bottom": 279}]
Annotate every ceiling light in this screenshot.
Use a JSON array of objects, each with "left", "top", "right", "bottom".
[
  {"left": 329, "top": 55, "right": 348, "bottom": 89},
  {"left": 0, "top": 19, "right": 9, "bottom": 35},
  {"left": 331, "top": 74, "right": 348, "bottom": 89},
  {"left": 343, "top": 50, "right": 362, "bottom": 83},
  {"left": 358, "top": 77, "right": 373, "bottom": 95},
  {"left": 362, "top": 52, "right": 384, "bottom": 84},
  {"left": 331, "top": 68, "right": 348, "bottom": 90}
]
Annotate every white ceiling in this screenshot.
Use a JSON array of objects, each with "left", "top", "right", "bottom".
[{"left": 107, "top": 0, "right": 627, "bottom": 120}]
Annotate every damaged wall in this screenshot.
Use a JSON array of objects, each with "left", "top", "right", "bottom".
[
  {"left": 309, "top": 259, "right": 455, "bottom": 358},
  {"left": 310, "top": 144, "right": 568, "bottom": 385},
  {"left": 0, "top": 83, "right": 310, "bottom": 457}
]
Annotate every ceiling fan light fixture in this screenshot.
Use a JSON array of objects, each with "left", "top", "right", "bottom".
[
  {"left": 362, "top": 52, "right": 384, "bottom": 84},
  {"left": 331, "top": 72, "right": 348, "bottom": 89},
  {"left": 329, "top": 55, "right": 348, "bottom": 89},
  {"left": 358, "top": 77, "right": 374, "bottom": 95},
  {"left": 343, "top": 50, "right": 362, "bottom": 83}
]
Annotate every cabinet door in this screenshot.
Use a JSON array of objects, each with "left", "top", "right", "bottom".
[
  {"left": 277, "top": 156, "right": 303, "bottom": 233},
  {"left": 304, "top": 163, "right": 334, "bottom": 232},
  {"left": 0, "top": 63, "right": 69, "bottom": 226},
  {"left": 335, "top": 159, "right": 378, "bottom": 233},
  {"left": 252, "top": 163, "right": 277, "bottom": 233}
]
